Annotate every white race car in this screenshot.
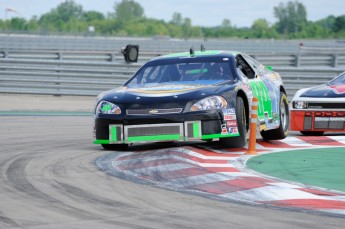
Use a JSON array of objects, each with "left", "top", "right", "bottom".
[{"left": 290, "top": 71, "right": 345, "bottom": 135}]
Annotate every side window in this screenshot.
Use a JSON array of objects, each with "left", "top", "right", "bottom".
[
  {"left": 242, "top": 54, "right": 260, "bottom": 71},
  {"left": 235, "top": 54, "right": 255, "bottom": 79}
]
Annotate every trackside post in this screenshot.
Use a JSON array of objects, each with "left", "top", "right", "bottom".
[{"left": 247, "top": 97, "right": 258, "bottom": 154}]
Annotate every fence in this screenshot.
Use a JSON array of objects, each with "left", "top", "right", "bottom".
[{"left": 0, "top": 45, "right": 344, "bottom": 99}]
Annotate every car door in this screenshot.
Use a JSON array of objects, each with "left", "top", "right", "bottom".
[{"left": 236, "top": 54, "right": 275, "bottom": 128}]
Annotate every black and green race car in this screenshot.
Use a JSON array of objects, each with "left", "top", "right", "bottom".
[{"left": 93, "top": 50, "right": 289, "bottom": 150}]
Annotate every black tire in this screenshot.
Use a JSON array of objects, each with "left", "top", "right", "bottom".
[
  {"left": 260, "top": 92, "right": 289, "bottom": 140},
  {"left": 220, "top": 96, "right": 247, "bottom": 148},
  {"left": 300, "top": 131, "right": 324, "bottom": 136},
  {"left": 101, "top": 144, "right": 128, "bottom": 151}
]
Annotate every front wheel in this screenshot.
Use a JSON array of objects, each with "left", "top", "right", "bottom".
[
  {"left": 260, "top": 92, "right": 289, "bottom": 140},
  {"left": 220, "top": 96, "right": 247, "bottom": 148}
]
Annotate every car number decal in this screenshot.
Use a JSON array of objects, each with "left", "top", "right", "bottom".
[{"left": 249, "top": 79, "right": 272, "bottom": 121}]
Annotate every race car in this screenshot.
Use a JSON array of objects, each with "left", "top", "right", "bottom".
[
  {"left": 93, "top": 49, "right": 289, "bottom": 150},
  {"left": 290, "top": 71, "right": 345, "bottom": 135}
]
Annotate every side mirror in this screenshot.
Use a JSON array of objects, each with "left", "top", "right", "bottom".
[{"left": 121, "top": 45, "right": 139, "bottom": 63}]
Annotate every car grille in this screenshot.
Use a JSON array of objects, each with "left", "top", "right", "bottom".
[
  {"left": 314, "top": 117, "right": 345, "bottom": 130},
  {"left": 126, "top": 108, "right": 183, "bottom": 115},
  {"left": 307, "top": 102, "right": 345, "bottom": 109},
  {"left": 303, "top": 111, "right": 345, "bottom": 130},
  {"left": 124, "top": 123, "right": 184, "bottom": 142}
]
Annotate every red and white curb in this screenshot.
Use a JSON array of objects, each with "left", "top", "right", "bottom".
[{"left": 98, "top": 136, "right": 345, "bottom": 216}]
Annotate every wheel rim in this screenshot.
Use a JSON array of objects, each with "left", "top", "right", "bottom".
[
  {"left": 280, "top": 98, "right": 287, "bottom": 130},
  {"left": 242, "top": 106, "right": 247, "bottom": 133}
]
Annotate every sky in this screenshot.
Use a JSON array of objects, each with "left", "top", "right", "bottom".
[{"left": 1, "top": 0, "right": 345, "bottom": 27}]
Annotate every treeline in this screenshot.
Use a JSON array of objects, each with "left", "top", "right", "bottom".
[{"left": 1, "top": 0, "right": 345, "bottom": 39}]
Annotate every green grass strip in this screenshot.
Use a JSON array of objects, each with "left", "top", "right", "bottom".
[{"left": 247, "top": 147, "right": 345, "bottom": 192}]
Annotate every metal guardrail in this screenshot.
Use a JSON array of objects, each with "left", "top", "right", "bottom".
[{"left": 0, "top": 48, "right": 344, "bottom": 99}]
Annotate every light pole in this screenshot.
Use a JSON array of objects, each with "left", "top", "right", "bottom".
[
  {"left": 5, "top": 9, "right": 7, "bottom": 31},
  {"left": 4, "top": 8, "right": 19, "bottom": 32}
]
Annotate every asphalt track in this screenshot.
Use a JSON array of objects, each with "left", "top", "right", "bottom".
[{"left": 1, "top": 94, "right": 345, "bottom": 228}]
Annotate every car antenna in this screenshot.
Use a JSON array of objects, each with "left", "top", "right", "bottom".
[
  {"left": 201, "top": 44, "right": 206, "bottom": 52},
  {"left": 189, "top": 47, "right": 195, "bottom": 56}
]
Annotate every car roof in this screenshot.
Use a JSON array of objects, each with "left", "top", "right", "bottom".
[{"left": 152, "top": 50, "right": 241, "bottom": 61}]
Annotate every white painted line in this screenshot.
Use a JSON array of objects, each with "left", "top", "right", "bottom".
[
  {"left": 220, "top": 185, "right": 327, "bottom": 202},
  {"left": 328, "top": 136, "right": 345, "bottom": 145},
  {"left": 164, "top": 172, "right": 239, "bottom": 188},
  {"left": 280, "top": 136, "right": 314, "bottom": 147},
  {"left": 131, "top": 163, "right": 194, "bottom": 173}
]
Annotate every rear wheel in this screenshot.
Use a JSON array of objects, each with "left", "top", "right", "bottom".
[
  {"left": 300, "top": 131, "right": 324, "bottom": 136},
  {"left": 220, "top": 96, "right": 247, "bottom": 148},
  {"left": 260, "top": 92, "right": 289, "bottom": 140}
]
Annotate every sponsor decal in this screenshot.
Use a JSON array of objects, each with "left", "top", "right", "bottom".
[
  {"left": 226, "top": 120, "right": 237, "bottom": 127},
  {"left": 273, "top": 80, "right": 281, "bottom": 87},
  {"left": 312, "top": 111, "right": 345, "bottom": 117},
  {"left": 241, "top": 85, "right": 253, "bottom": 98},
  {"left": 221, "top": 124, "right": 228, "bottom": 135},
  {"left": 228, "top": 127, "right": 238, "bottom": 134},
  {"left": 224, "top": 114, "right": 236, "bottom": 120},
  {"left": 330, "top": 117, "right": 345, "bottom": 121},
  {"left": 315, "top": 117, "right": 345, "bottom": 122},
  {"left": 241, "top": 85, "right": 251, "bottom": 92},
  {"left": 329, "top": 85, "right": 345, "bottom": 94},
  {"left": 222, "top": 108, "right": 235, "bottom": 115},
  {"left": 315, "top": 117, "right": 330, "bottom": 122}
]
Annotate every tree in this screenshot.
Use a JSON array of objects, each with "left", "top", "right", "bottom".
[
  {"left": 274, "top": 1, "right": 307, "bottom": 35},
  {"left": 334, "top": 15, "right": 345, "bottom": 32},
  {"left": 8, "top": 17, "right": 27, "bottom": 31},
  {"left": 251, "top": 18, "right": 278, "bottom": 38},
  {"left": 53, "top": 0, "right": 83, "bottom": 22},
  {"left": 38, "top": 0, "right": 83, "bottom": 32},
  {"left": 83, "top": 11, "right": 105, "bottom": 22},
  {"left": 114, "top": 0, "right": 144, "bottom": 23},
  {"left": 171, "top": 12, "right": 183, "bottom": 25},
  {"left": 316, "top": 15, "right": 335, "bottom": 32},
  {"left": 221, "top": 19, "right": 231, "bottom": 28},
  {"left": 182, "top": 18, "right": 192, "bottom": 39}
]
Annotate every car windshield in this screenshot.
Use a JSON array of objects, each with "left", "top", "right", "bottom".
[
  {"left": 125, "top": 60, "right": 235, "bottom": 88},
  {"left": 328, "top": 72, "right": 345, "bottom": 85}
]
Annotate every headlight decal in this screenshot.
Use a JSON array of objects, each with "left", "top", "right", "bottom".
[
  {"left": 101, "top": 103, "right": 112, "bottom": 112},
  {"left": 96, "top": 101, "right": 121, "bottom": 114}
]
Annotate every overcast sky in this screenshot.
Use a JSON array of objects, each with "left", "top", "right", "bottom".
[{"left": 1, "top": 0, "right": 344, "bottom": 27}]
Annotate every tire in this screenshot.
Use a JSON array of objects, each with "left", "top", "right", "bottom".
[
  {"left": 260, "top": 92, "right": 289, "bottom": 140},
  {"left": 300, "top": 131, "right": 324, "bottom": 136},
  {"left": 101, "top": 144, "right": 128, "bottom": 151},
  {"left": 220, "top": 96, "right": 247, "bottom": 148}
]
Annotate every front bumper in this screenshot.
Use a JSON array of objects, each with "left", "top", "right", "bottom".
[
  {"left": 290, "top": 110, "right": 345, "bottom": 132},
  {"left": 94, "top": 110, "right": 240, "bottom": 144}
]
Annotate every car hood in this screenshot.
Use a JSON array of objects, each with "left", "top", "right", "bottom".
[
  {"left": 300, "top": 84, "right": 345, "bottom": 98},
  {"left": 99, "top": 83, "right": 232, "bottom": 109}
]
